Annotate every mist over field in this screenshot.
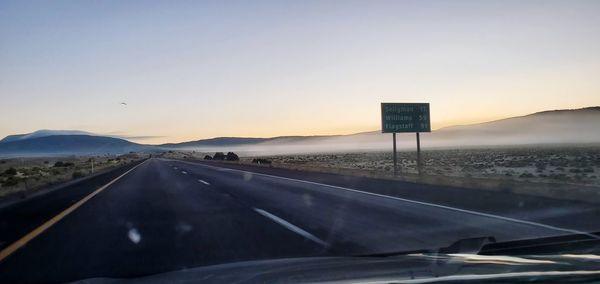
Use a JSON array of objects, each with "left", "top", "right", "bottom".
[
  {"left": 172, "top": 107, "right": 600, "bottom": 156},
  {"left": 1, "top": 107, "right": 599, "bottom": 157}
]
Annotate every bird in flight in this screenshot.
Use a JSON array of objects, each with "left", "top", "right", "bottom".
[{"left": 120, "top": 102, "right": 127, "bottom": 106}]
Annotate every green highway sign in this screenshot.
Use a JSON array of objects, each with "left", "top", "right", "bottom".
[{"left": 381, "top": 103, "right": 431, "bottom": 133}]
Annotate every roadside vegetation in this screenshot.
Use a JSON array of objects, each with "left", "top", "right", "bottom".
[
  {"left": 0, "top": 153, "right": 144, "bottom": 198},
  {"left": 159, "top": 151, "right": 241, "bottom": 162},
  {"left": 249, "top": 146, "right": 600, "bottom": 186}
]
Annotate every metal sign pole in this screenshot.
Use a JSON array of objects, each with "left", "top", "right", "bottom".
[
  {"left": 393, "top": 133, "right": 397, "bottom": 176},
  {"left": 416, "top": 132, "right": 421, "bottom": 175}
]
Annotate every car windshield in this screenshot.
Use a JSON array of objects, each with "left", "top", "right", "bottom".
[{"left": 1, "top": 1, "right": 600, "bottom": 283}]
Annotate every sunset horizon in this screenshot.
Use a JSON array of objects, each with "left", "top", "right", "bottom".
[
  {"left": 2, "top": 1, "right": 599, "bottom": 145},
  {"left": 2, "top": 104, "right": 597, "bottom": 146}
]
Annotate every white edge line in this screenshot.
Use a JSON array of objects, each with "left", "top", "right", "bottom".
[
  {"left": 253, "top": 208, "right": 328, "bottom": 247},
  {"left": 177, "top": 160, "right": 599, "bottom": 239}
]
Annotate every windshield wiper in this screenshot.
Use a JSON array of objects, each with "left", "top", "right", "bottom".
[
  {"left": 355, "top": 236, "right": 496, "bottom": 258},
  {"left": 356, "top": 231, "right": 600, "bottom": 258},
  {"left": 480, "top": 231, "right": 600, "bottom": 256}
]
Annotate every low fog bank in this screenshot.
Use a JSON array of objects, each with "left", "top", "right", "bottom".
[
  {"left": 3, "top": 108, "right": 598, "bottom": 158},
  {"left": 178, "top": 109, "right": 600, "bottom": 156}
]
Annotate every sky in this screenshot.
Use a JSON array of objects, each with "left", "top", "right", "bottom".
[{"left": 1, "top": 0, "right": 599, "bottom": 144}]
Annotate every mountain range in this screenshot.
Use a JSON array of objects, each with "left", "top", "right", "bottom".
[{"left": 1, "top": 107, "right": 599, "bottom": 157}]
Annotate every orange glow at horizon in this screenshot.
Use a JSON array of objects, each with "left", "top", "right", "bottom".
[
  {"left": 1, "top": 1, "right": 599, "bottom": 145},
  {"left": 129, "top": 105, "right": 593, "bottom": 145}
]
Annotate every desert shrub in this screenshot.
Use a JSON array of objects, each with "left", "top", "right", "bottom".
[
  {"left": 226, "top": 152, "right": 239, "bottom": 161},
  {"left": 43, "top": 161, "right": 49, "bottom": 164},
  {"left": 0, "top": 160, "right": 6, "bottom": 164},
  {"left": 213, "top": 152, "right": 225, "bottom": 160},
  {"left": 1, "top": 176, "right": 20, "bottom": 186},
  {"left": 550, "top": 173, "right": 569, "bottom": 181},
  {"left": 520, "top": 172, "right": 534, "bottom": 178},
  {"left": 204, "top": 155, "right": 213, "bottom": 160},
  {"left": 3, "top": 167, "right": 17, "bottom": 176},
  {"left": 252, "top": 158, "right": 272, "bottom": 165},
  {"left": 72, "top": 171, "right": 85, "bottom": 179}
]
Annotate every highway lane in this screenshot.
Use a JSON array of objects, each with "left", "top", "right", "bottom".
[
  {"left": 163, "top": 159, "right": 587, "bottom": 252},
  {"left": 0, "top": 159, "right": 326, "bottom": 283},
  {"left": 0, "top": 158, "right": 596, "bottom": 283},
  {"left": 183, "top": 159, "right": 600, "bottom": 233}
]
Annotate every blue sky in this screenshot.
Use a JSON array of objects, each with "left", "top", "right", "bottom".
[{"left": 1, "top": 0, "right": 599, "bottom": 144}]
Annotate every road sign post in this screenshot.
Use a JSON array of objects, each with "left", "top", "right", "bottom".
[
  {"left": 381, "top": 103, "right": 431, "bottom": 176},
  {"left": 416, "top": 132, "right": 421, "bottom": 175},
  {"left": 393, "top": 133, "right": 397, "bottom": 175}
]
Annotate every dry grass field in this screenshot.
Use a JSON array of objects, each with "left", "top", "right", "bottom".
[
  {"left": 0, "top": 153, "right": 144, "bottom": 198},
  {"left": 255, "top": 146, "right": 600, "bottom": 187}
]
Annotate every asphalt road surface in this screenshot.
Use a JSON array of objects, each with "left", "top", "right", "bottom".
[{"left": 1, "top": 158, "right": 599, "bottom": 283}]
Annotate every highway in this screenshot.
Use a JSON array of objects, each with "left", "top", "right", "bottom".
[{"left": 0, "top": 158, "right": 599, "bottom": 283}]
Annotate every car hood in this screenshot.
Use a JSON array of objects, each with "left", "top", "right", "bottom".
[{"left": 74, "top": 253, "right": 600, "bottom": 283}]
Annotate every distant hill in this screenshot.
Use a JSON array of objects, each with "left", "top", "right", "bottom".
[
  {"left": 1, "top": 107, "right": 599, "bottom": 157},
  {"left": 0, "top": 130, "right": 94, "bottom": 143},
  {"left": 160, "top": 137, "right": 272, "bottom": 148},
  {"left": 0, "top": 135, "right": 149, "bottom": 157},
  {"left": 159, "top": 106, "right": 600, "bottom": 155},
  {"left": 159, "top": 135, "right": 333, "bottom": 149},
  {"left": 427, "top": 106, "right": 600, "bottom": 147}
]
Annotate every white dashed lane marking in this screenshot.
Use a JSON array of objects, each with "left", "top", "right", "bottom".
[{"left": 253, "top": 208, "right": 328, "bottom": 247}]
